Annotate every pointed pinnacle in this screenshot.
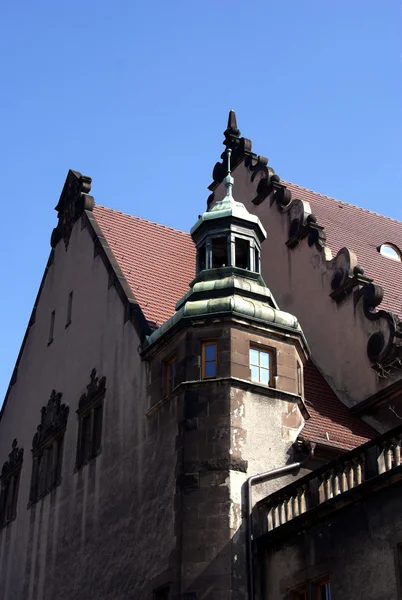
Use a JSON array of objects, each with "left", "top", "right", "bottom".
[{"left": 224, "top": 110, "right": 240, "bottom": 139}]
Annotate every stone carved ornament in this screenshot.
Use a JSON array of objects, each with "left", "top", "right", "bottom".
[
  {"left": 32, "top": 390, "right": 69, "bottom": 450},
  {"left": 1, "top": 439, "right": 23, "bottom": 477},
  {"left": 51, "top": 169, "right": 94, "bottom": 250},
  {"left": 208, "top": 111, "right": 402, "bottom": 375},
  {"left": 78, "top": 368, "right": 106, "bottom": 411}
]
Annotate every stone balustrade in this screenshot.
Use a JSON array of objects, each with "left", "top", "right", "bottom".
[{"left": 256, "top": 426, "right": 402, "bottom": 537}]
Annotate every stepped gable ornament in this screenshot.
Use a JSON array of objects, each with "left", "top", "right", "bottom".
[
  {"left": 208, "top": 110, "right": 267, "bottom": 194},
  {"left": 2, "top": 439, "right": 23, "bottom": 477},
  {"left": 79, "top": 369, "right": 106, "bottom": 411},
  {"left": 51, "top": 169, "right": 94, "bottom": 250},
  {"left": 211, "top": 111, "right": 402, "bottom": 374},
  {"left": 358, "top": 283, "right": 402, "bottom": 374},
  {"left": 32, "top": 390, "right": 69, "bottom": 450}
]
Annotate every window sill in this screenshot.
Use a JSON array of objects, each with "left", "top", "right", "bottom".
[
  {"left": 28, "top": 478, "right": 62, "bottom": 508},
  {"left": 74, "top": 449, "right": 102, "bottom": 472},
  {"left": 0, "top": 515, "right": 16, "bottom": 530}
]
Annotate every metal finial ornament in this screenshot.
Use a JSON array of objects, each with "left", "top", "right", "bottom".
[{"left": 224, "top": 148, "right": 234, "bottom": 199}]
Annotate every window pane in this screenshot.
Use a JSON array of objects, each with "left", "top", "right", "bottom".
[
  {"left": 319, "top": 583, "right": 331, "bottom": 600},
  {"left": 260, "top": 368, "right": 270, "bottom": 385},
  {"left": 205, "top": 344, "right": 216, "bottom": 361},
  {"left": 250, "top": 349, "right": 259, "bottom": 366},
  {"left": 260, "top": 351, "right": 270, "bottom": 369},
  {"left": 251, "top": 365, "right": 259, "bottom": 382},
  {"left": 205, "top": 361, "right": 216, "bottom": 378},
  {"left": 93, "top": 405, "right": 103, "bottom": 455},
  {"left": 212, "top": 237, "right": 228, "bottom": 268},
  {"left": 235, "top": 237, "right": 250, "bottom": 269}
]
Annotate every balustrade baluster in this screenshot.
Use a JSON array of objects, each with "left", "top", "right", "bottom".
[
  {"left": 393, "top": 438, "right": 401, "bottom": 467},
  {"left": 385, "top": 445, "right": 393, "bottom": 471},
  {"left": 353, "top": 457, "right": 362, "bottom": 485},
  {"left": 340, "top": 467, "right": 348, "bottom": 492},
  {"left": 347, "top": 461, "right": 354, "bottom": 488}
]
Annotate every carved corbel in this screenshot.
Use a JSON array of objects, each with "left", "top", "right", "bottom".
[
  {"left": 285, "top": 200, "right": 326, "bottom": 250},
  {"left": 330, "top": 248, "right": 373, "bottom": 302},
  {"left": 356, "top": 283, "right": 402, "bottom": 370}
]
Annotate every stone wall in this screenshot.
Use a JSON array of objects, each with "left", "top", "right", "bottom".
[
  {"left": 256, "top": 477, "right": 402, "bottom": 600},
  {"left": 0, "top": 217, "right": 177, "bottom": 600}
]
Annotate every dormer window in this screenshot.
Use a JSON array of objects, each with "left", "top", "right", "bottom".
[
  {"left": 378, "top": 243, "right": 401, "bottom": 261},
  {"left": 212, "top": 237, "right": 228, "bottom": 268},
  {"left": 235, "top": 237, "right": 250, "bottom": 269}
]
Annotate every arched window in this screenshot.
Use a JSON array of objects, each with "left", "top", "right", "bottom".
[{"left": 378, "top": 243, "right": 401, "bottom": 262}]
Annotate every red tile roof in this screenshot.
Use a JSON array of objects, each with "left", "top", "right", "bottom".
[
  {"left": 93, "top": 199, "right": 378, "bottom": 451},
  {"left": 93, "top": 205, "right": 196, "bottom": 327},
  {"left": 302, "top": 361, "right": 375, "bottom": 451},
  {"left": 285, "top": 182, "right": 402, "bottom": 317}
]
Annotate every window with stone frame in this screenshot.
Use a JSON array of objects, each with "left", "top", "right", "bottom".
[
  {"left": 315, "top": 580, "right": 332, "bottom": 600},
  {"left": 292, "top": 588, "right": 307, "bottom": 600},
  {"left": 249, "top": 345, "right": 273, "bottom": 386},
  {"left": 29, "top": 390, "right": 69, "bottom": 505},
  {"left": 201, "top": 341, "right": 217, "bottom": 379},
  {"left": 0, "top": 439, "right": 23, "bottom": 528},
  {"left": 76, "top": 369, "right": 106, "bottom": 470},
  {"left": 165, "top": 356, "right": 177, "bottom": 396}
]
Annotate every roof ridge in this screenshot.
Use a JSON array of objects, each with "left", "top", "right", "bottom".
[
  {"left": 283, "top": 180, "right": 402, "bottom": 226},
  {"left": 95, "top": 204, "right": 191, "bottom": 237}
]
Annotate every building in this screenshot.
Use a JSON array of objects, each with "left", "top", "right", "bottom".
[{"left": 0, "top": 112, "right": 402, "bottom": 599}]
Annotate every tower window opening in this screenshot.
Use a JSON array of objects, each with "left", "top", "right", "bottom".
[
  {"left": 235, "top": 238, "right": 250, "bottom": 269},
  {"left": 212, "top": 237, "right": 228, "bottom": 268},
  {"left": 198, "top": 243, "right": 206, "bottom": 272}
]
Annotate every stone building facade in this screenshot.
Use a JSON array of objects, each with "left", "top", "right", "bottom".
[{"left": 0, "top": 112, "right": 401, "bottom": 599}]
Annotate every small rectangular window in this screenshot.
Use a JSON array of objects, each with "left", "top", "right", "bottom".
[
  {"left": 250, "top": 346, "right": 272, "bottom": 385},
  {"left": 48, "top": 310, "right": 55, "bottom": 345},
  {"left": 212, "top": 237, "right": 228, "bottom": 268},
  {"left": 235, "top": 237, "right": 250, "bottom": 269},
  {"left": 166, "top": 357, "right": 177, "bottom": 395},
  {"left": 198, "top": 243, "right": 206, "bottom": 273},
  {"left": 66, "top": 291, "right": 73, "bottom": 327},
  {"left": 202, "top": 342, "right": 217, "bottom": 379},
  {"left": 293, "top": 589, "right": 307, "bottom": 600},
  {"left": 316, "top": 581, "right": 332, "bottom": 600},
  {"left": 29, "top": 435, "right": 65, "bottom": 505},
  {"left": 76, "top": 397, "right": 105, "bottom": 470}
]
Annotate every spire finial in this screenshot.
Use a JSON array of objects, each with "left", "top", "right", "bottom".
[
  {"left": 224, "top": 148, "right": 234, "bottom": 199},
  {"left": 224, "top": 110, "right": 240, "bottom": 140}
]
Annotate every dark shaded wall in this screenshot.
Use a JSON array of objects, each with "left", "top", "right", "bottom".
[
  {"left": 0, "top": 219, "right": 178, "bottom": 600},
  {"left": 257, "top": 479, "right": 402, "bottom": 600}
]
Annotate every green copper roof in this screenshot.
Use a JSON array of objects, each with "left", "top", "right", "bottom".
[{"left": 145, "top": 269, "right": 302, "bottom": 348}]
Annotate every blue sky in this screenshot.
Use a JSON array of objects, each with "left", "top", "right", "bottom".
[{"left": 0, "top": 0, "right": 401, "bottom": 403}]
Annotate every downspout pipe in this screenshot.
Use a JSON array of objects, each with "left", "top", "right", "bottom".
[{"left": 246, "top": 443, "right": 315, "bottom": 600}]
